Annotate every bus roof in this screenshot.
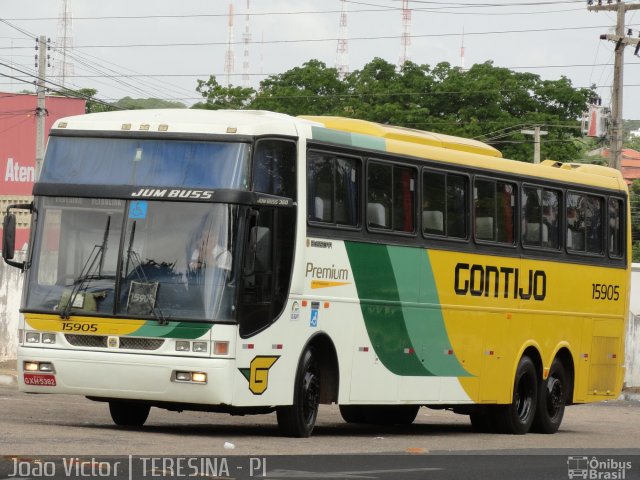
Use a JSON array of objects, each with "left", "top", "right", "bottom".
[
  {"left": 52, "top": 109, "right": 304, "bottom": 137},
  {"left": 300, "top": 115, "right": 503, "bottom": 158},
  {"left": 51, "top": 109, "right": 626, "bottom": 193},
  {"left": 302, "top": 115, "right": 626, "bottom": 193}
]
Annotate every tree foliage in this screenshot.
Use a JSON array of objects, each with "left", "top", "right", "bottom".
[
  {"left": 195, "top": 58, "right": 593, "bottom": 162},
  {"left": 113, "top": 97, "right": 186, "bottom": 110}
]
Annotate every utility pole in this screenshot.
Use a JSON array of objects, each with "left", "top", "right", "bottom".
[
  {"left": 588, "top": 0, "right": 640, "bottom": 171},
  {"left": 521, "top": 126, "right": 548, "bottom": 164},
  {"left": 35, "top": 35, "right": 48, "bottom": 180}
]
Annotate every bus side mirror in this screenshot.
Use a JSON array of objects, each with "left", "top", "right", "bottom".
[
  {"left": 3, "top": 203, "right": 32, "bottom": 270},
  {"left": 2, "top": 213, "right": 16, "bottom": 261},
  {"left": 245, "top": 226, "right": 272, "bottom": 275}
]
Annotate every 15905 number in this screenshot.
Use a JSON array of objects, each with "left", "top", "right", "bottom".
[
  {"left": 61, "top": 322, "right": 98, "bottom": 332},
  {"left": 592, "top": 283, "right": 620, "bottom": 301}
]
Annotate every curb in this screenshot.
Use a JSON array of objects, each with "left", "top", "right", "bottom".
[
  {"left": 619, "top": 391, "right": 640, "bottom": 402},
  {"left": 0, "top": 372, "right": 17, "bottom": 386}
]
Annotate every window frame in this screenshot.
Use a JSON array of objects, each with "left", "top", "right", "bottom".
[
  {"left": 365, "top": 158, "right": 418, "bottom": 236},
  {"left": 473, "top": 176, "right": 518, "bottom": 248},
  {"left": 306, "top": 149, "right": 362, "bottom": 231},
  {"left": 565, "top": 190, "right": 606, "bottom": 257},
  {"left": 520, "top": 183, "right": 562, "bottom": 252},
  {"left": 607, "top": 196, "right": 625, "bottom": 260},
  {"left": 421, "top": 167, "right": 470, "bottom": 242}
]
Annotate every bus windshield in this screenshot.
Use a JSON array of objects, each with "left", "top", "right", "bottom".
[
  {"left": 25, "top": 197, "right": 240, "bottom": 322},
  {"left": 40, "top": 137, "right": 250, "bottom": 189}
]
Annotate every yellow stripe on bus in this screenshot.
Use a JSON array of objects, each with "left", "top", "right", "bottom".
[{"left": 25, "top": 313, "right": 146, "bottom": 336}]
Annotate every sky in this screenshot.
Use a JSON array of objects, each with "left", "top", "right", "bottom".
[{"left": 1, "top": 0, "right": 640, "bottom": 119}]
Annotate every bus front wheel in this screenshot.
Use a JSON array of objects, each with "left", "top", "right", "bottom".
[
  {"left": 277, "top": 348, "right": 320, "bottom": 437},
  {"left": 492, "top": 356, "right": 538, "bottom": 434},
  {"left": 108, "top": 401, "right": 150, "bottom": 427},
  {"left": 531, "top": 358, "right": 566, "bottom": 434}
]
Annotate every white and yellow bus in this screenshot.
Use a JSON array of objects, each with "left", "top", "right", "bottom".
[{"left": 2, "top": 110, "right": 630, "bottom": 437}]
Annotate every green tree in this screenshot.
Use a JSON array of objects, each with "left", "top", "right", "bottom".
[
  {"left": 57, "top": 87, "right": 115, "bottom": 113},
  {"left": 193, "top": 76, "right": 255, "bottom": 110},
  {"left": 113, "top": 97, "right": 186, "bottom": 110},
  {"left": 251, "top": 60, "right": 346, "bottom": 115},
  {"left": 194, "top": 58, "right": 593, "bottom": 163}
]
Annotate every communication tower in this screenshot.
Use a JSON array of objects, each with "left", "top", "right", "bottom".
[
  {"left": 224, "top": 3, "right": 235, "bottom": 86},
  {"left": 242, "top": 0, "right": 251, "bottom": 88},
  {"left": 55, "top": 0, "right": 74, "bottom": 87},
  {"left": 336, "top": 0, "right": 349, "bottom": 78},
  {"left": 399, "top": 0, "right": 411, "bottom": 67}
]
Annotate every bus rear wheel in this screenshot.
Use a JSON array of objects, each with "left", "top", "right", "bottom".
[
  {"left": 108, "top": 401, "right": 150, "bottom": 427},
  {"left": 492, "top": 356, "right": 538, "bottom": 434},
  {"left": 277, "top": 348, "right": 320, "bottom": 437},
  {"left": 531, "top": 358, "right": 566, "bottom": 434}
]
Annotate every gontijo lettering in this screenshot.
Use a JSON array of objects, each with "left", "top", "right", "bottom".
[{"left": 454, "top": 262, "right": 547, "bottom": 300}]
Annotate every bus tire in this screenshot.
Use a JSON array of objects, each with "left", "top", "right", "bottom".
[
  {"left": 276, "top": 348, "right": 320, "bottom": 437},
  {"left": 531, "top": 358, "right": 566, "bottom": 434},
  {"left": 108, "top": 401, "right": 150, "bottom": 427},
  {"left": 339, "top": 405, "right": 366, "bottom": 424},
  {"left": 492, "top": 356, "right": 538, "bottom": 434}
]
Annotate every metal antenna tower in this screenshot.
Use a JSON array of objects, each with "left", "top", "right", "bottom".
[
  {"left": 460, "top": 27, "right": 466, "bottom": 71},
  {"left": 242, "top": 0, "right": 251, "bottom": 88},
  {"left": 224, "top": 2, "right": 235, "bottom": 86},
  {"left": 336, "top": 0, "right": 349, "bottom": 78},
  {"left": 55, "top": 0, "right": 74, "bottom": 87},
  {"left": 399, "top": 0, "right": 411, "bottom": 67}
]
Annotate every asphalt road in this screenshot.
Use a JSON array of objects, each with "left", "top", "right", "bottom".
[{"left": 0, "top": 383, "right": 639, "bottom": 479}]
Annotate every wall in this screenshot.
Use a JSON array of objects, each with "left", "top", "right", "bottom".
[
  {"left": 0, "top": 250, "right": 24, "bottom": 361},
  {"left": 626, "top": 312, "right": 640, "bottom": 388}
]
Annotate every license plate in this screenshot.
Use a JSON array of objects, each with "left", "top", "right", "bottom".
[{"left": 23, "top": 373, "right": 57, "bottom": 386}]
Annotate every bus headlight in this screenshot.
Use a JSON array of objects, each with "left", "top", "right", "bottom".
[
  {"left": 25, "top": 332, "right": 40, "bottom": 343},
  {"left": 42, "top": 333, "right": 56, "bottom": 344},
  {"left": 175, "top": 341, "right": 190, "bottom": 352},
  {"left": 192, "top": 342, "right": 208, "bottom": 353}
]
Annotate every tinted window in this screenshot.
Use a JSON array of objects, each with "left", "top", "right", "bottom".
[
  {"left": 253, "top": 140, "right": 297, "bottom": 199},
  {"left": 422, "top": 170, "right": 467, "bottom": 238},
  {"left": 522, "top": 186, "right": 560, "bottom": 249},
  {"left": 474, "top": 179, "right": 516, "bottom": 244},
  {"left": 567, "top": 192, "right": 603, "bottom": 254},
  {"left": 42, "top": 137, "right": 251, "bottom": 189},
  {"left": 608, "top": 198, "right": 624, "bottom": 258},
  {"left": 367, "top": 161, "right": 416, "bottom": 233},
  {"left": 308, "top": 151, "right": 360, "bottom": 227}
]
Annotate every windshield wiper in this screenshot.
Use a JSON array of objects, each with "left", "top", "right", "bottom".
[
  {"left": 60, "top": 216, "right": 110, "bottom": 319},
  {"left": 124, "top": 221, "right": 168, "bottom": 325}
]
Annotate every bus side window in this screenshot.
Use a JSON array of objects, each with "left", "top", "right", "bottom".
[
  {"left": 422, "top": 170, "right": 468, "bottom": 238},
  {"left": 567, "top": 192, "right": 603, "bottom": 255},
  {"left": 522, "top": 187, "right": 559, "bottom": 249},
  {"left": 368, "top": 161, "right": 415, "bottom": 233},
  {"left": 474, "top": 179, "right": 515, "bottom": 244},
  {"left": 307, "top": 151, "right": 360, "bottom": 227},
  {"left": 253, "top": 140, "right": 297, "bottom": 200},
  {"left": 608, "top": 198, "right": 624, "bottom": 258}
]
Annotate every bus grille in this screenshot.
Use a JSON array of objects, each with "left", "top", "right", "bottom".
[{"left": 65, "top": 334, "right": 165, "bottom": 351}]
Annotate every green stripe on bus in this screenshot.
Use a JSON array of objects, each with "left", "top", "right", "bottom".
[
  {"left": 311, "top": 126, "right": 386, "bottom": 152},
  {"left": 131, "top": 321, "right": 212, "bottom": 339},
  {"left": 387, "top": 246, "right": 470, "bottom": 377},
  {"left": 345, "top": 242, "right": 470, "bottom": 377}
]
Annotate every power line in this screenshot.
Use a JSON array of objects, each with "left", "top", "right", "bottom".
[{"left": 2, "top": 23, "right": 632, "bottom": 50}]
